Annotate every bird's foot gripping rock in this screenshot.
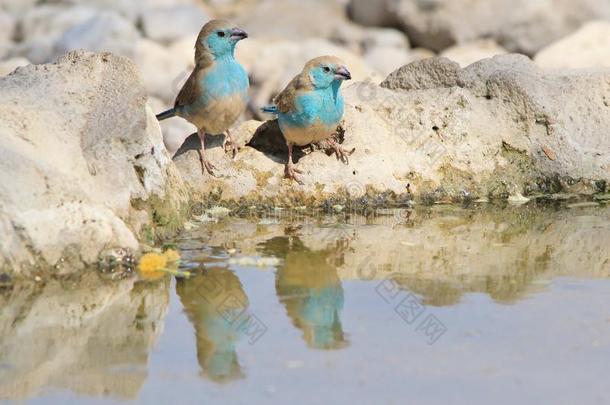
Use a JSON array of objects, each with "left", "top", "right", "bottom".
[
  {"left": 327, "top": 139, "right": 355, "bottom": 165},
  {"left": 222, "top": 130, "right": 238, "bottom": 159},
  {"left": 284, "top": 163, "right": 304, "bottom": 185},
  {"left": 198, "top": 150, "right": 217, "bottom": 176}
]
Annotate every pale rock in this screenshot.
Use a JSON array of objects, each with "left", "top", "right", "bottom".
[
  {"left": 55, "top": 0, "right": 141, "bottom": 22},
  {"left": 441, "top": 39, "right": 508, "bottom": 67},
  {"left": 0, "top": 51, "right": 188, "bottom": 276},
  {"left": 134, "top": 39, "right": 193, "bottom": 103},
  {"left": 173, "top": 55, "right": 610, "bottom": 203},
  {"left": 395, "top": 0, "right": 610, "bottom": 55},
  {"left": 141, "top": 5, "right": 208, "bottom": 43},
  {"left": 362, "top": 28, "right": 409, "bottom": 52},
  {"left": 55, "top": 11, "right": 141, "bottom": 59},
  {"left": 18, "top": 5, "right": 97, "bottom": 42},
  {"left": 364, "top": 47, "right": 410, "bottom": 78},
  {"left": 535, "top": 21, "right": 610, "bottom": 69},
  {"left": 0, "top": 0, "right": 37, "bottom": 17},
  {"left": 348, "top": 0, "right": 399, "bottom": 27},
  {"left": 12, "top": 5, "right": 98, "bottom": 63},
  {"left": 0, "top": 57, "right": 29, "bottom": 77},
  {"left": 167, "top": 35, "right": 198, "bottom": 64},
  {"left": 236, "top": 0, "right": 350, "bottom": 41},
  {"left": 0, "top": 10, "right": 15, "bottom": 43}
]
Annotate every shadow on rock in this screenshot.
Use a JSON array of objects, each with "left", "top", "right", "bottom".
[{"left": 173, "top": 132, "right": 227, "bottom": 160}]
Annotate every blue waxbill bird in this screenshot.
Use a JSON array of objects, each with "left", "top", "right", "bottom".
[
  {"left": 156, "top": 19, "right": 249, "bottom": 175},
  {"left": 262, "top": 56, "right": 354, "bottom": 184}
]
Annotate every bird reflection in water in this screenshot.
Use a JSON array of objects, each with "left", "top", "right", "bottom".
[
  {"left": 262, "top": 235, "right": 349, "bottom": 350},
  {"left": 176, "top": 267, "right": 248, "bottom": 383}
]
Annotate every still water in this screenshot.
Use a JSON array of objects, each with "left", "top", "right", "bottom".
[{"left": 1, "top": 203, "right": 609, "bottom": 404}]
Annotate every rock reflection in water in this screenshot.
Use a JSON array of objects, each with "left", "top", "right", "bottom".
[
  {"left": 261, "top": 236, "right": 348, "bottom": 350},
  {"left": 187, "top": 205, "right": 610, "bottom": 307},
  {"left": 0, "top": 275, "right": 169, "bottom": 400},
  {"left": 176, "top": 267, "right": 248, "bottom": 383}
]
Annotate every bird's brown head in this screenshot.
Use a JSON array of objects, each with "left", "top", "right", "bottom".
[
  {"left": 195, "top": 19, "right": 248, "bottom": 65},
  {"left": 302, "top": 56, "right": 351, "bottom": 90}
]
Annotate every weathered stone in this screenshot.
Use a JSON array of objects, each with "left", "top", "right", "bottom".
[
  {"left": 347, "top": 0, "right": 399, "bottom": 27},
  {"left": 394, "top": 0, "right": 610, "bottom": 55},
  {"left": 0, "top": 57, "right": 29, "bottom": 77},
  {"left": 141, "top": 5, "right": 208, "bottom": 43},
  {"left": 236, "top": 0, "right": 348, "bottom": 41},
  {"left": 535, "top": 21, "right": 610, "bottom": 69},
  {"left": 13, "top": 5, "right": 98, "bottom": 63},
  {"left": 0, "top": 51, "right": 189, "bottom": 277},
  {"left": 441, "top": 39, "right": 508, "bottom": 67},
  {"left": 133, "top": 38, "right": 193, "bottom": 103},
  {"left": 173, "top": 55, "right": 609, "bottom": 204},
  {"left": 54, "top": 11, "right": 141, "bottom": 59},
  {"left": 381, "top": 57, "right": 460, "bottom": 91}
]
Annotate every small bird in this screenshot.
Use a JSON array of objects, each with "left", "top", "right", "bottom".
[
  {"left": 156, "top": 20, "right": 249, "bottom": 175},
  {"left": 263, "top": 56, "right": 354, "bottom": 184}
]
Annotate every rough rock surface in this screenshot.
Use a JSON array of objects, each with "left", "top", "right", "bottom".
[
  {"left": 173, "top": 55, "right": 609, "bottom": 204},
  {"left": 440, "top": 40, "right": 508, "bottom": 67},
  {"left": 0, "top": 51, "right": 189, "bottom": 277},
  {"left": 535, "top": 21, "right": 610, "bottom": 70},
  {"left": 392, "top": 0, "right": 610, "bottom": 55},
  {"left": 0, "top": 57, "right": 28, "bottom": 77}
]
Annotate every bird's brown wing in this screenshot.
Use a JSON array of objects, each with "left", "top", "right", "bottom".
[
  {"left": 274, "top": 71, "right": 316, "bottom": 114},
  {"left": 274, "top": 75, "right": 300, "bottom": 114},
  {"left": 174, "top": 65, "right": 205, "bottom": 108}
]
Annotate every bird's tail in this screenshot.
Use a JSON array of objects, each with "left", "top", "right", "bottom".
[
  {"left": 156, "top": 108, "right": 177, "bottom": 121},
  {"left": 261, "top": 105, "right": 278, "bottom": 115}
]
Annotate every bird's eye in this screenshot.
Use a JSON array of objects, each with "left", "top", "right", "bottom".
[
  {"left": 217, "top": 31, "right": 226, "bottom": 37},
  {"left": 322, "top": 66, "right": 331, "bottom": 73}
]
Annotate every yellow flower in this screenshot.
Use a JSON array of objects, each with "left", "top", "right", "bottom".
[
  {"left": 162, "top": 249, "right": 181, "bottom": 264},
  {"left": 138, "top": 253, "right": 167, "bottom": 280}
]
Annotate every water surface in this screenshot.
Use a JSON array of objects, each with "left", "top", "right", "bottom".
[{"left": 1, "top": 203, "right": 609, "bottom": 404}]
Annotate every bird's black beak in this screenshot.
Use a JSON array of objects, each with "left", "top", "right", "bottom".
[
  {"left": 230, "top": 27, "right": 248, "bottom": 41},
  {"left": 334, "top": 66, "right": 352, "bottom": 81}
]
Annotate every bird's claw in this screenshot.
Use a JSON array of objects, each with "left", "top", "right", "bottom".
[
  {"left": 222, "top": 138, "right": 238, "bottom": 159},
  {"left": 331, "top": 143, "right": 355, "bottom": 165},
  {"left": 285, "top": 163, "right": 304, "bottom": 185},
  {"left": 198, "top": 151, "right": 217, "bottom": 176}
]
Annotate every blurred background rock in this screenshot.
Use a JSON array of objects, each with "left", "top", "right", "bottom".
[{"left": 1, "top": 0, "right": 609, "bottom": 152}]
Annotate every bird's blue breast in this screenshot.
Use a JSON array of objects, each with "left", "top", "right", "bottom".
[
  {"left": 200, "top": 58, "right": 249, "bottom": 105},
  {"left": 279, "top": 85, "right": 344, "bottom": 129}
]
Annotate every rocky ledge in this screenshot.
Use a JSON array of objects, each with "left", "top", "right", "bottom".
[
  {"left": 0, "top": 51, "right": 188, "bottom": 277},
  {"left": 175, "top": 54, "right": 609, "bottom": 205},
  {"left": 1, "top": 51, "right": 609, "bottom": 277}
]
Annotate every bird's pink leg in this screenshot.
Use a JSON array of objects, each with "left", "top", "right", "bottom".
[
  {"left": 222, "top": 128, "right": 238, "bottom": 159},
  {"left": 285, "top": 142, "right": 304, "bottom": 185},
  {"left": 197, "top": 129, "right": 217, "bottom": 175},
  {"left": 327, "top": 138, "right": 355, "bottom": 165}
]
